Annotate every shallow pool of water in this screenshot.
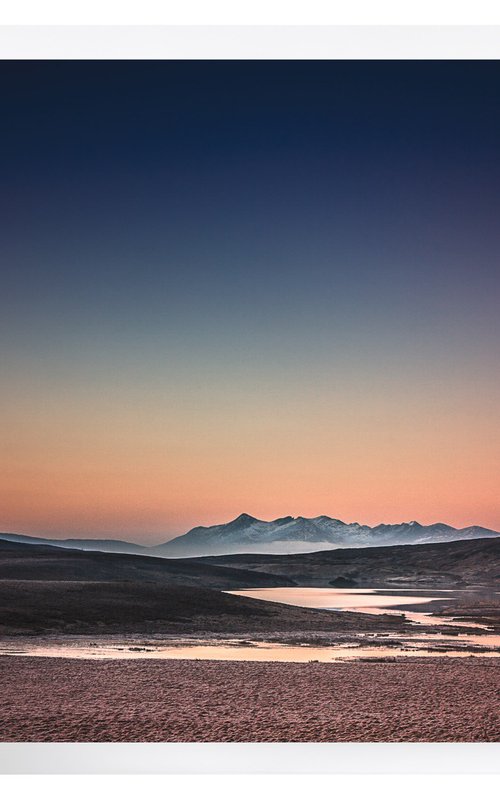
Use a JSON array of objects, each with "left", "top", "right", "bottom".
[
  {"left": 227, "top": 587, "right": 490, "bottom": 629},
  {"left": 0, "top": 633, "right": 498, "bottom": 662}
]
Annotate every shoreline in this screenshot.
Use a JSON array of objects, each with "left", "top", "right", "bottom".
[{"left": 1, "top": 627, "right": 499, "bottom": 661}]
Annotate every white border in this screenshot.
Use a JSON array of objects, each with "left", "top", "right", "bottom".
[
  {"left": 2, "top": 1, "right": 500, "bottom": 26},
  {"left": 0, "top": 25, "right": 500, "bottom": 60},
  {"left": 1, "top": 743, "right": 500, "bottom": 774}
]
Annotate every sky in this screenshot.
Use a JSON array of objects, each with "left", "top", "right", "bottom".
[{"left": 1, "top": 60, "right": 499, "bottom": 542}]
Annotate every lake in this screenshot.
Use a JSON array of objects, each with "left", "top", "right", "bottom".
[
  {"left": 226, "top": 586, "right": 487, "bottom": 628},
  {"left": 0, "top": 586, "right": 498, "bottom": 662}
]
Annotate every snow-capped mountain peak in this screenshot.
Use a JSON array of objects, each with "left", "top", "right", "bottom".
[{"left": 155, "top": 515, "right": 500, "bottom": 557}]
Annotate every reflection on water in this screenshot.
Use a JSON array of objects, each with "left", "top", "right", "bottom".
[
  {"left": 227, "top": 587, "right": 489, "bottom": 629},
  {"left": 229, "top": 587, "right": 442, "bottom": 611},
  {"left": 0, "top": 633, "right": 499, "bottom": 662}
]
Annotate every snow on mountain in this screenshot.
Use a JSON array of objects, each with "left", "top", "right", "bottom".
[
  {"left": 1, "top": 516, "right": 498, "bottom": 559},
  {"left": 154, "top": 514, "right": 500, "bottom": 557}
]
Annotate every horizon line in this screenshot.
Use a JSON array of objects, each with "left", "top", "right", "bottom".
[{"left": 1, "top": 512, "right": 499, "bottom": 547}]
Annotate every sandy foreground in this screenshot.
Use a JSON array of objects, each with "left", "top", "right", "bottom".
[{"left": 1, "top": 655, "right": 499, "bottom": 742}]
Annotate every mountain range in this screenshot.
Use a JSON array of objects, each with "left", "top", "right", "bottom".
[{"left": 0, "top": 512, "right": 498, "bottom": 557}]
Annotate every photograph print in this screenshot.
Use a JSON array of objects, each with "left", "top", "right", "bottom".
[{"left": 0, "top": 59, "right": 499, "bottom": 743}]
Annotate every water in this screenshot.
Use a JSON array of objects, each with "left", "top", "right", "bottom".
[
  {"left": 227, "top": 586, "right": 491, "bottom": 628},
  {"left": 0, "top": 631, "right": 499, "bottom": 662},
  {"left": 228, "top": 587, "right": 442, "bottom": 614},
  {"left": 0, "top": 587, "right": 498, "bottom": 663}
]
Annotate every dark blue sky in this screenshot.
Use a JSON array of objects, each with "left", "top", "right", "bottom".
[{"left": 2, "top": 62, "right": 499, "bottom": 339}]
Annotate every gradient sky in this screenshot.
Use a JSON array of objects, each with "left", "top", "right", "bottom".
[{"left": 1, "top": 61, "right": 499, "bottom": 542}]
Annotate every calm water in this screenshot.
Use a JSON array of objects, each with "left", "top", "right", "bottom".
[
  {"left": 0, "top": 632, "right": 499, "bottom": 662},
  {"left": 227, "top": 586, "right": 490, "bottom": 628},
  {"left": 0, "top": 588, "right": 498, "bottom": 663}
]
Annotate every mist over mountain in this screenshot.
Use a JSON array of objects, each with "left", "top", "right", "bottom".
[{"left": 1, "top": 513, "right": 498, "bottom": 558}]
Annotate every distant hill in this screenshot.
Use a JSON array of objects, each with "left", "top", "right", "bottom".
[
  {"left": 1, "top": 513, "right": 498, "bottom": 559},
  {"left": 1, "top": 534, "right": 498, "bottom": 591},
  {"left": 0, "top": 538, "right": 291, "bottom": 590},
  {"left": 201, "top": 536, "right": 500, "bottom": 588},
  {"left": 0, "top": 531, "right": 149, "bottom": 556}
]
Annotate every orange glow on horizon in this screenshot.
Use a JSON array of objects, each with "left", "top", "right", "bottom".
[{"left": 2, "top": 377, "right": 499, "bottom": 542}]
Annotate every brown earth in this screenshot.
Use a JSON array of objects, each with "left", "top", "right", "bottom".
[
  {"left": 1, "top": 656, "right": 498, "bottom": 742},
  {"left": 0, "top": 538, "right": 294, "bottom": 590},
  {"left": 0, "top": 579, "right": 410, "bottom": 637}
]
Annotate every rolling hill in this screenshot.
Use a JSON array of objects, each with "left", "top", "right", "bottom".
[{"left": 0, "top": 539, "right": 408, "bottom": 637}]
